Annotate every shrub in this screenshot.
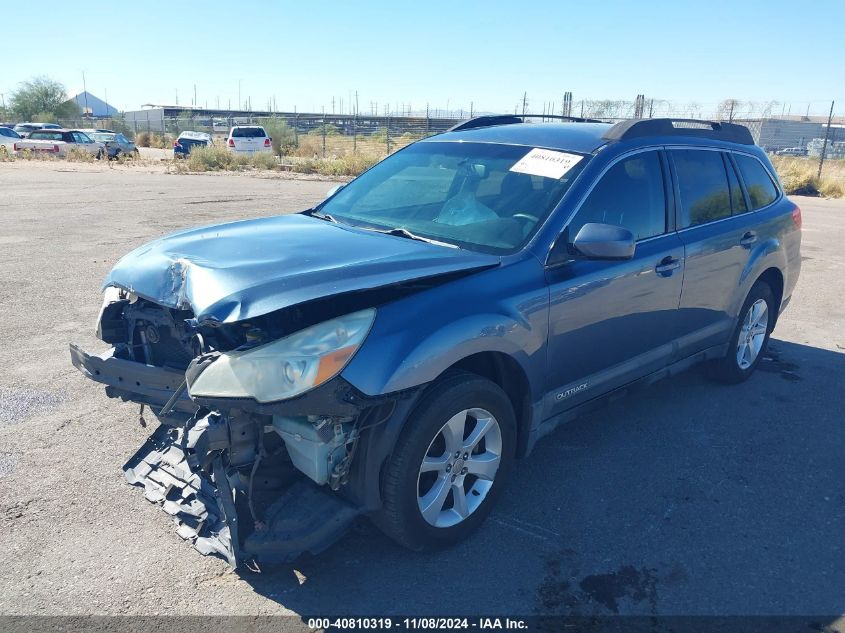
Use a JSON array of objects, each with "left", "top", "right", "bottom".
[
  {"left": 257, "top": 118, "right": 297, "bottom": 156},
  {"left": 292, "top": 154, "right": 379, "bottom": 176},
  {"left": 250, "top": 152, "right": 279, "bottom": 170},
  {"left": 185, "top": 145, "right": 245, "bottom": 171},
  {"left": 819, "top": 179, "right": 844, "bottom": 198},
  {"left": 136, "top": 131, "right": 151, "bottom": 147},
  {"left": 772, "top": 157, "right": 820, "bottom": 196},
  {"left": 65, "top": 147, "right": 96, "bottom": 162}
]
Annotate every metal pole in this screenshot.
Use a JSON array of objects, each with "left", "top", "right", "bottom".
[
  {"left": 818, "top": 100, "right": 835, "bottom": 180},
  {"left": 82, "top": 71, "right": 89, "bottom": 116}
]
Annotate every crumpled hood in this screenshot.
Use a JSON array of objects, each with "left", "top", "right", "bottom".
[{"left": 104, "top": 214, "right": 499, "bottom": 324}]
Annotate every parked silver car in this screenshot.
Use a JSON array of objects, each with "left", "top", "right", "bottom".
[{"left": 90, "top": 132, "right": 139, "bottom": 159}]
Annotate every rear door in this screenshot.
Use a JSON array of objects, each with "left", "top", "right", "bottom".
[
  {"left": 669, "top": 148, "right": 759, "bottom": 358},
  {"left": 544, "top": 149, "right": 684, "bottom": 415}
]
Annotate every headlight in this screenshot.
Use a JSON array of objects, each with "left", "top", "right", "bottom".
[{"left": 187, "top": 309, "right": 375, "bottom": 403}]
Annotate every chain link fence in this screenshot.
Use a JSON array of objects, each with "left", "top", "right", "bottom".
[{"left": 49, "top": 96, "right": 843, "bottom": 184}]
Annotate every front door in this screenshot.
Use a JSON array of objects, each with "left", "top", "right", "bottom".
[{"left": 544, "top": 149, "right": 684, "bottom": 416}]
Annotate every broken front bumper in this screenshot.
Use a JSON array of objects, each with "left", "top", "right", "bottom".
[
  {"left": 124, "top": 420, "right": 361, "bottom": 568},
  {"left": 70, "top": 343, "right": 367, "bottom": 568}
]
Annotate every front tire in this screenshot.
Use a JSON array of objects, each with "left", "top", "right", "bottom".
[
  {"left": 707, "top": 280, "right": 775, "bottom": 384},
  {"left": 374, "top": 371, "right": 516, "bottom": 551}
]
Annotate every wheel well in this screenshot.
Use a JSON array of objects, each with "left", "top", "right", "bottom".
[
  {"left": 756, "top": 267, "right": 784, "bottom": 325},
  {"left": 449, "top": 352, "right": 533, "bottom": 458}
]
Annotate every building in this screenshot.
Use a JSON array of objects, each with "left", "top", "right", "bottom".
[
  {"left": 736, "top": 118, "right": 821, "bottom": 151},
  {"left": 70, "top": 91, "right": 119, "bottom": 117}
]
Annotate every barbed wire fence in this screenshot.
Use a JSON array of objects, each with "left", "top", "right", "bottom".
[{"left": 55, "top": 94, "right": 842, "bottom": 180}]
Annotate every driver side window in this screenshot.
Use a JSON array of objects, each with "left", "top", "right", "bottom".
[{"left": 568, "top": 151, "right": 667, "bottom": 242}]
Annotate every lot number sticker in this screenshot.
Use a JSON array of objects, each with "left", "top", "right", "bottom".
[{"left": 509, "top": 148, "right": 583, "bottom": 179}]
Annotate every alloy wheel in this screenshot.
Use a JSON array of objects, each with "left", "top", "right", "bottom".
[
  {"left": 416, "top": 408, "right": 502, "bottom": 528},
  {"left": 736, "top": 298, "right": 768, "bottom": 370}
]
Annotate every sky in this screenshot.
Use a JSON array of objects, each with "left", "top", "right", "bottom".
[{"left": 1, "top": 0, "right": 843, "bottom": 118}]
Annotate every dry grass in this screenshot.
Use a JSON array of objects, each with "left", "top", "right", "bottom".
[
  {"left": 172, "top": 144, "right": 381, "bottom": 177},
  {"left": 65, "top": 148, "right": 97, "bottom": 163},
  {"left": 771, "top": 156, "right": 845, "bottom": 198},
  {"left": 135, "top": 132, "right": 172, "bottom": 149}
]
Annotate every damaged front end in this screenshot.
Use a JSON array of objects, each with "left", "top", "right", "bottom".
[{"left": 70, "top": 291, "right": 409, "bottom": 569}]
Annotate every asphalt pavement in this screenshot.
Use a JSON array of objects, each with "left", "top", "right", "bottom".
[{"left": 0, "top": 161, "right": 842, "bottom": 619}]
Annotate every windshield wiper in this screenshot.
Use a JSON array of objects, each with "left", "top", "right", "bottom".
[
  {"left": 302, "top": 208, "right": 338, "bottom": 223},
  {"left": 368, "top": 227, "right": 458, "bottom": 248}
]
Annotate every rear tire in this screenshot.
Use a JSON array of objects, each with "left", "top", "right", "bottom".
[
  {"left": 373, "top": 371, "right": 516, "bottom": 551},
  {"left": 707, "top": 281, "right": 775, "bottom": 384}
]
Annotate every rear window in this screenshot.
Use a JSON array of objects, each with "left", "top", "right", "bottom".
[
  {"left": 30, "top": 131, "right": 64, "bottom": 141},
  {"left": 0, "top": 128, "right": 20, "bottom": 138},
  {"left": 231, "top": 127, "right": 266, "bottom": 138},
  {"left": 734, "top": 154, "right": 779, "bottom": 209},
  {"left": 672, "top": 150, "right": 732, "bottom": 228},
  {"left": 178, "top": 137, "right": 208, "bottom": 146}
]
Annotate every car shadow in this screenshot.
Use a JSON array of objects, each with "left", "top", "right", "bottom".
[{"left": 234, "top": 338, "right": 845, "bottom": 619}]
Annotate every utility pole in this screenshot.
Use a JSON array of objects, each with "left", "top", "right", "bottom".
[
  {"left": 521, "top": 92, "right": 527, "bottom": 118},
  {"left": 176, "top": 89, "right": 179, "bottom": 106},
  {"left": 193, "top": 84, "right": 197, "bottom": 107},
  {"left": 238, "top": 80, "right": 242, "bottom": 111},
  {"left": 818, "top": 100, "right": 835, "bottom": 180}
]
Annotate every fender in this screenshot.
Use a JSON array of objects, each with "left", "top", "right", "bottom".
[{"left": 340, "top": 258, "right": 549, "bottom": 398}]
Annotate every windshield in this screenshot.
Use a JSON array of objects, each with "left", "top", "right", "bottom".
[
  {"left": 92, "top": 133, "right": 115, "bottom": 142},
  {"left": 318, "top": 141, "right": 588, "bottom": 253}
]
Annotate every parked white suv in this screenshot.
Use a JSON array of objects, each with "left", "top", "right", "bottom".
[{"left": 225, "top": 126, "right": 272, "bottom": 154}]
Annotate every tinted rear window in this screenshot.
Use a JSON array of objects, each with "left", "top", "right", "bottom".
[
  {"left": 734, "top": 154, "right": 779, "bottom": 209},
  {"left": 672, "top": 150, "right": 732, "bottom": 228},
  {"left": 232, "top": 127, "right": 266, "bottom": 138},
  {"left": 178, "top": 138, "right": 208, "bottom": 146},
  {"left": 0, "top": 128, "right": 20, "bottom": 138}
]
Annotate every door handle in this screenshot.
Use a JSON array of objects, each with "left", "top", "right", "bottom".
[
  {"left": 740, "top": 231, "right": 757, "bottom": 246},
  {"left": 655, "top": 256, "right": 681, "bottom": 275}
]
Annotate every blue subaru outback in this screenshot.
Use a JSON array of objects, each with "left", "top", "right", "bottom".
[{"left": 71, "top": 117, "right": 801, "bottom": 568}]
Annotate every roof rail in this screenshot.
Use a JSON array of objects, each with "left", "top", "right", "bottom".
[
  {"left": 447, "top": 115, "right": 524, "bottom": 132},
  {"left": 448, "top": 113, "right": 606, "bottom": 132},
  {"left": 602, "top": 118, "right": 754, "bottom": 145}
]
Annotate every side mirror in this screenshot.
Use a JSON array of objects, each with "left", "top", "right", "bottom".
[
  {"left": 571, "top": 223, "right": 636, "bottom": 260},
  {"left": 325, "top": 184, "right": 345, "bottom": 199}
]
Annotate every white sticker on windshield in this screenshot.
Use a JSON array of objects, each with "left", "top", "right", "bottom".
[{"left": 509, "top": 148, "right": 583, "bottom": 179}]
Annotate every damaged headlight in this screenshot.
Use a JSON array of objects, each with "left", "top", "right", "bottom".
[{"left": 187, "top": 309, "right": 375, "bottom": 403}]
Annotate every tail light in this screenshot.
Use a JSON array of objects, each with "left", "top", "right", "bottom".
[
  {"left": 792, "top": 205, "right": 802, "bottom": 229},
  {"left": 50, "top": 145, "right": 59, "bottom": 153},
  {"left": 264, "top": 138, "right": 271, "bottom": 147},
  {"left": 228, "top": 138, "right": 235, "bottom": 147},
  {"left": 13, "top": 143, "right": 20, "bottom": 151},
  {"left": 173, "top": 141, "right": 179, "bottom": 148}
]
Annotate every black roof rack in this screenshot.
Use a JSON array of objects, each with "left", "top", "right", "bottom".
[
  {"left": 448, "top": 113, "right": 604, "bottom": 132},
  {"left": 602, "top": 118, "right": 754, "bottom": 145},
  {"left": 448, "top": 115, "right": 524, "bottom": 132}
]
